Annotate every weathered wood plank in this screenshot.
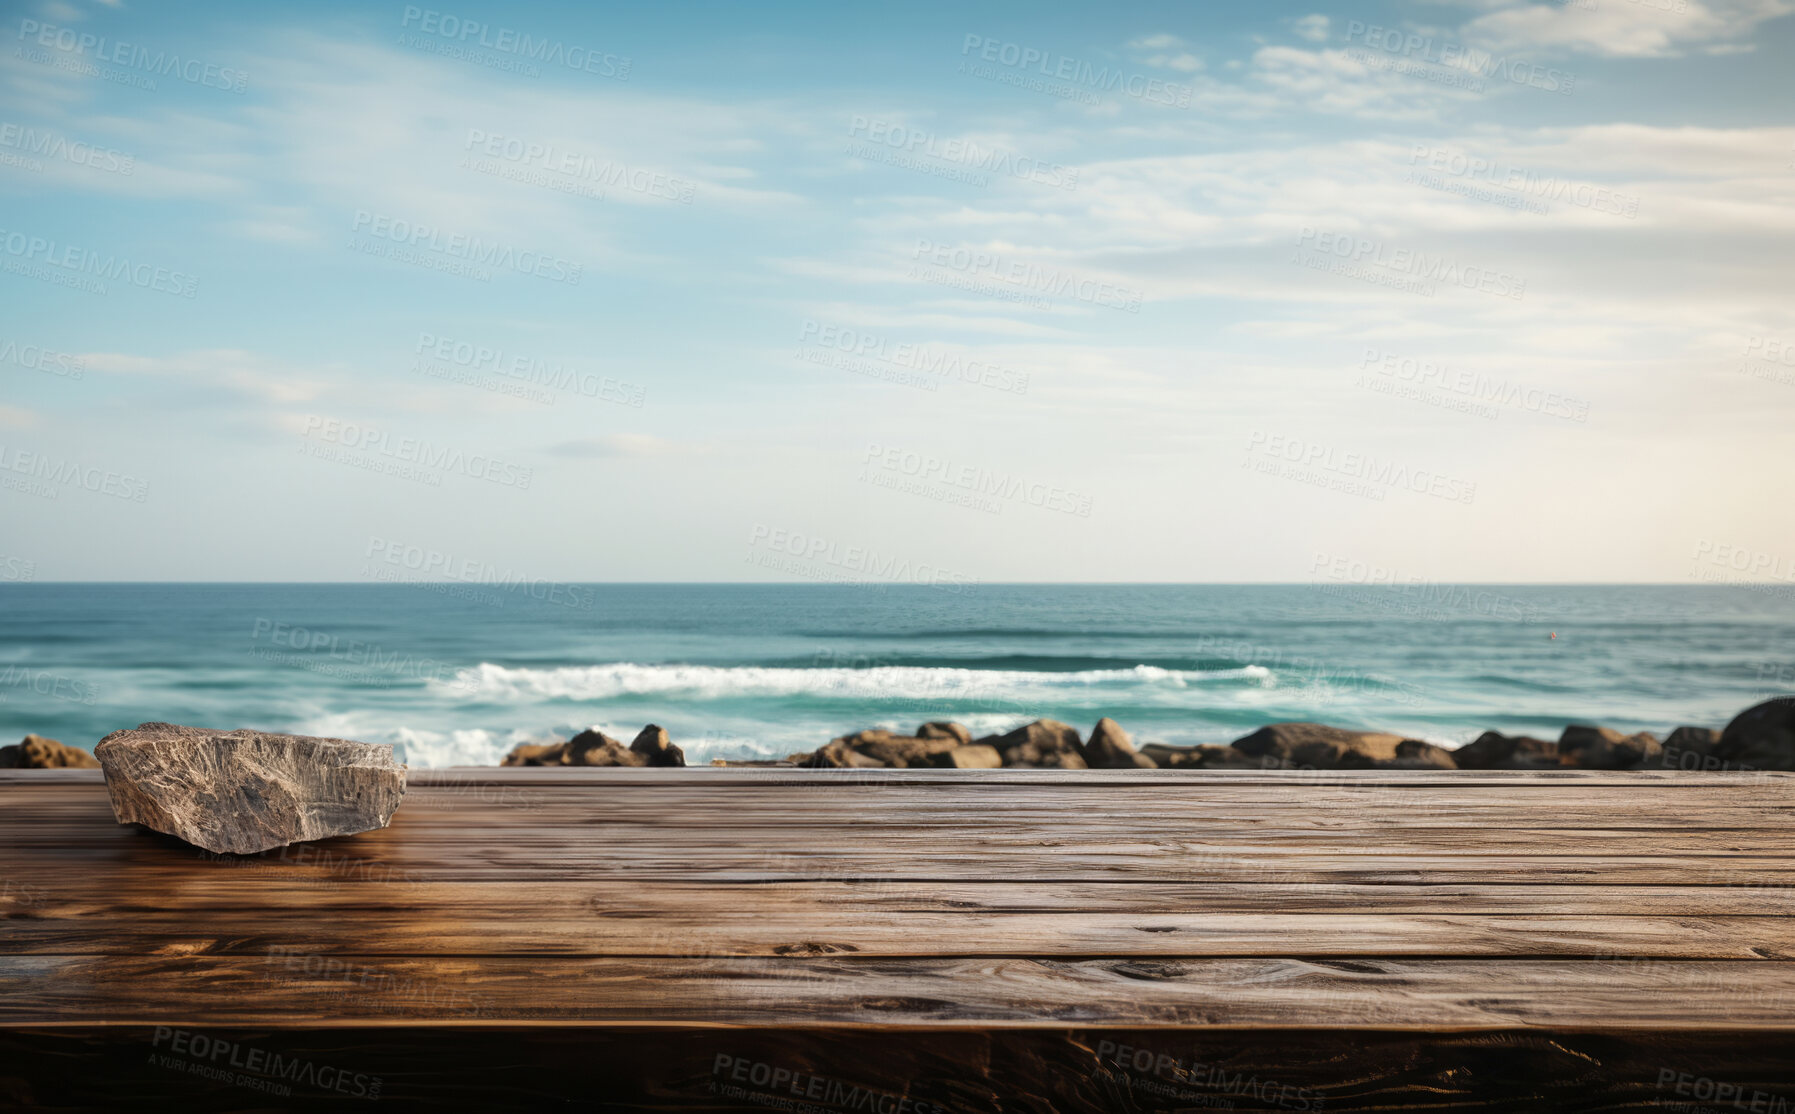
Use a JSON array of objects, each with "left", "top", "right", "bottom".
[
  {"left": 12, "top": 879, "right": 1795, "bottom": 916},
  {"left": 6, "top": 955, "right": 1795, "bottom": 1029},
  {"left": 16, "top": 790, "right": 1795, "bottom": 834},
  {"left": 7, "top": 845, "right": 1793, "bottom": 886},
  {"left": 12, "top": 816, "right": 1795, "bottom": 856},
  {"left": 6, "top": 909, "right": 1792, "bottom": 960}
]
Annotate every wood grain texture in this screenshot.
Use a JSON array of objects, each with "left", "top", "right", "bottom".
[{"left": 4, "top": 768, "right": 1794, "bottom": 1041}]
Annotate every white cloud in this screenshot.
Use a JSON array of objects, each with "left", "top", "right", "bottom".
[
  {"left": 1128, "top": 33, "right": 1186, "bottom": 49},
  {"left": 1293, "top": 14, "right": 1332, "bottom": 42},
  {"left": 548, "top": 434, "right": 682, "bottom": 458},
  {"left": 79, "top": 350, "right": 336, "bottom": 405},
  {"left": 0, "top": 405, "right": 41, "bottom": 429},
  {"left": 1251, "top": 45, "right": 1477, "bottom": 119},
  {"left": 1461, "top": 0, "right": 1795, "bottom": 57},
  {"left": 1143, "top": 52, "right": 1204, "bottom": 72}
]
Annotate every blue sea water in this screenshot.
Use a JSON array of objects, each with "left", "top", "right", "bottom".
[{"left": 0, "top": 584, "right": 1790, "bottom": 767}]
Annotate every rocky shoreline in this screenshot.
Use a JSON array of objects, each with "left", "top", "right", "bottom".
[
  {"left": 494, "top": 696, "right": 1795, "bottom": 773},
  {"left": 7, "top": 697, "right": 1791, "bottom": 773}
]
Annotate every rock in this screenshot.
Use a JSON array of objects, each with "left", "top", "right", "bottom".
[
  {"left": 1661, "top": 726, "right": 1722, "bottom": 770},
  {"left": 1084, "top": 718, "right": 1156, "bottom": 769},
  {"left": 940, "top": 745, "right": 1002, "bottom": 769},
  {"left": 629, "top": 725, "right": 685, "bottom": 767},
  {"left": 93, "top": 722, "right": 405, "bottom": 855},
  {"left": 499, "top": 728, "right": 649, "bottom": 767},
  {"left": 916, "top": 722, "right": 973, "bottom": 747},
  {"left": 1715, "top": 698, "right": 1795, "bottom": 770},
  {"left": 1389, "top": 739, "right": 1458, "bottom": 769},
  {"left": 1140, "top": 743, "right": 1264, "bottom": 769},
  {"left": 566, "top": 728, "right": 645, "bottom": 767},
  {"left": 1228, "top": 724, "right": 1456, "bottom": 770},
  {"left": 1139, "top": 743, "right": 1195, "bottom": 768},
  {"left": 500, "top": 742, "right": 566, "bottom": 767},
  {"left": 0, "top": 734, "right": 99, "bottom": 769},
  {"left": 1451, "top": 731, "right": 1567, "bottom": 770},
  {"left": 977, "top": 719, "right": 1088, "bottom": 769},
  {"left": 800, "top": 728, "right": 963, "bottom": 769},
  {"left": 1664, "top": 726, "right": 1719, "bottom": 757},
  {"left": 1559, "top": 725, "right": 1662, "bottom": 770},
  {"left": 1229, "top": 723, "right": 1408, "bottom": 770},
  {"left": 798, "top": 739, "right": 885, "bottom": 768}
]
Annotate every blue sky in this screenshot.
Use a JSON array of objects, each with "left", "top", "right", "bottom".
[{"left": 2, "top": 0, "right": 1792, "bottom": 583}]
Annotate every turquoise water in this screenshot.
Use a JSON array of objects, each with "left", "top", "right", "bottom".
[{"left": 1, "top": 584, "right": 1789, "bottom": 766}]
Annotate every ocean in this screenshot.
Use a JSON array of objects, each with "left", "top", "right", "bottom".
[{"left": 1, "top": 583, "right": 1789, "bottom": 767}]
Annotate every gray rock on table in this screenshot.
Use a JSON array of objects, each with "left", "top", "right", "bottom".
[{"left": 94, "top": 722, "right": 406, "bottom": 854}]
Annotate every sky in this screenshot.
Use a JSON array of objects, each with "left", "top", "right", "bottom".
[{"left": 1, "top": 0, "right": 1792, "bottom": 585}]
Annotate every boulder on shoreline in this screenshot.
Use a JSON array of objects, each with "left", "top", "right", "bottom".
[
  {"left": 1559, "top": 725, "right": 1662, "bottom": 770},
  {"left": 940, "top": 744, "right": 1002, "bottom": 768},
  {"left": 1229, "top": 723, "right": 1457, "bottom": 770},
  {"left": 1085, "top": 718, "right": 1157, "bottom": 769},
  {"left": 630, "top": 725, "right": 685, "bottom": 767},
  {"left": 917, "top": 722, "right": 973, "bottom": 747},
  {"left": 93, "top": 722, "right": 405, "bottom": 855},
  {"left": 978, "top": 719, "right": 1088, "bottom": 769},
  {"left": 502, "top": 725, "right": 689, "bottom": 767},
  {"left": 800, "top": 723, "right": 994, "bottom": 769},
  {"left": 1664, "top": 726, "right": 1720, "bottom": 761},
  {"left": 1715, "top": 698, "right": 1795, "bottom": 770},
  {"left": 1452, "top": 732, "right": 1567, "bottom": 770},
  {"left": 1140, "top": 743, "right": 1265, "bottom": 769},
  {"left": 0, "top": 734, "right": 99, "bottom": 769}
]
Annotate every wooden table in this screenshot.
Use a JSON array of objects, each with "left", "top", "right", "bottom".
[{"left": 4, "top": 766, "right": 1794, "bottom": 1111}]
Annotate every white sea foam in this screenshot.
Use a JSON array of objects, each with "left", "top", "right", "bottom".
[{"left": 431, "top": 661, "right": 1273, "bottom": 703}]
